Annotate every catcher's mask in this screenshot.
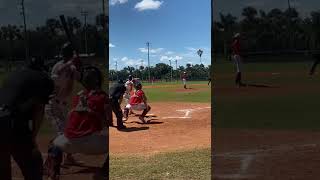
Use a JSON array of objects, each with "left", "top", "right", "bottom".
[
  {"left": 134, "top": 81, "right": 142, "bottom": 90},
  {"left": 80, "top": 66, "right": 103, "bottom": 90}
]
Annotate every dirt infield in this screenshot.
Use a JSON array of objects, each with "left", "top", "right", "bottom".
[
  {"left": 213, "top": 129, "right": 320, "bottom": 180},
  {"left": 110, "top": 102, "right": 211, "bottom": 155}
]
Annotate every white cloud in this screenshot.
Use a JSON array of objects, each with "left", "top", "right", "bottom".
[
  {"left": 119, "top": 57, "right": 144, "bottom": 66},
  {"left": 185, "top": 47, "right": 197, "bottom": 51},
  {"left": 160, "top": 55, "right": 183, "bottom": 62},
  {"left": 165, "top": 51, "right": 174, "bottom": 55},
  {"left": 121, "top": 57, "right": 129, "bottom": 62},
  {"left": 109, "top": 43, "right": 116, "bottom": 48},
  {"left": 138, "top": 47, "right": 164, "bottom": 54},
  {"left": 110, "top": 0, "right": 128, "bottom": 5},
  {"left": 134, "top": 0, "right": 163, "bottom": 11}
]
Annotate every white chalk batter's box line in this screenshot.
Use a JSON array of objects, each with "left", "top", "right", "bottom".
[
  {"left": 161, "top": 106, "right": 211, "bottom": 119},
  {"left": 213, "top": 143, "right": 319, "bottom": 179},
  {"left": 214, "top": 143, "right": 318, "bottom": 157}
]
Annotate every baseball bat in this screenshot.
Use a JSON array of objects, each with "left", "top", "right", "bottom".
[{"left": 59, "top": 15, "right": 82, "bottom": 69}]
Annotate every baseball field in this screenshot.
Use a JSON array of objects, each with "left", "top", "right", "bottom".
[
  {"left": 8, "top": 73, "right": 211, "bottom": 179},
  {"left": 109, "top": 81, "right": 211, "bottom": 180},
  {"left": 213, "top": 60, "right": 320, "bottom": 179}
]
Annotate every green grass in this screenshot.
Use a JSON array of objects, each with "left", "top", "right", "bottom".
[
  {"left": 144, "top": 81, "right": 211, "bottom": 103},
  {"left": 214, "top": 61, "right": 320, "bottom": 130},
  {"left": 110, "top": 148, "right": 211, "bottom": 180}
]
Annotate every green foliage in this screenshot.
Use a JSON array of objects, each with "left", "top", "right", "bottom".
[
  {"left": 214, "top": 7, "right": 320, "bottom": 56},
  {"left": 109, "top": 63, "right": 211, "bottom": 82},
  {"left": 0, "top": 14, "right": 107, "bottom": 60}
]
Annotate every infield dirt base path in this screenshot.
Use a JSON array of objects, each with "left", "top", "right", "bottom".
[
  {"left": 110, "top": 102, "right": 211, "bottom": 155},
  {"left": 214, "top": 129, "right": 320, "bottom": 180}
]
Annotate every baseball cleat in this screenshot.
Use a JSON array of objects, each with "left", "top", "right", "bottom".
[
  {"left": 117, "top": 124, "right": 127, "bottom": 130},
  {"left": 139, "top": 116, "right": 147, "bottom": 124}
]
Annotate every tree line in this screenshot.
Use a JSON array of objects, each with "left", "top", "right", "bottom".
[
  {"left": 213, "top": 6, "right": 320, "bottom": 60},
  {"left": 109, "top": 63, "right": 212, "bottom": 82},
  {"left": 0, "top": 14, "right": 108, "bottom": 61}
]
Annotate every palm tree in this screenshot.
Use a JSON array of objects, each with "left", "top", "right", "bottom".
[
  {"left": 219, "top": 13, "right": 237, "bottom": 60},
  {"left": 1, "top": 25, "right": 22, "bottom": 70}
]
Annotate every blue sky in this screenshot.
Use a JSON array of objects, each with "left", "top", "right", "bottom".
[{"left": 109, "top": 0, "right": 211, "bottom": 70}]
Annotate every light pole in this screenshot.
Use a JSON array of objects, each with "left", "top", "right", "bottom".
[
  {"left": 175, "top": 59, "right": 178, "bottom": 81},
  {"left": 20, "top": 0, "right": 29, "bottom": 61},
  {"left": 146, "top": 42, "right": 151, "bottom": 82},
  {"left": 81, "top": 11, "right": 88, "bottom": 55},
  {"left": 169, "top": 60, "right": 172, "bottom": 82},
  {"left": 115, "top": 61, "right": 118, "bottom": 80}
]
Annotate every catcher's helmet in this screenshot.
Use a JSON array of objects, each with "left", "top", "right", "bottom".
[
  {"left": 61, "top": 42, "right": 74, "bottom": 60},
  {"left": 134, "top": 81, "right": 142, "bottom": 90},
  {"left": 80, "top": 66, "right": 103, "bottom": 89}
]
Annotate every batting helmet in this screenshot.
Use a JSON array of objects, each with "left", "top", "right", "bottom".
[
  {"left": 61, "top": 42, "right": 74, "bottom": 60},
  {"left": 80, "top": 66, "right": 103, "bottom": 90}
]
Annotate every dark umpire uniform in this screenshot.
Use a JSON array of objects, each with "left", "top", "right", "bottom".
[
  {"left": 109, "top": 80, "right": 127, "bottom": 130},
  {"left": 0, "top": 58, "right": 54, "bottom": 180}
]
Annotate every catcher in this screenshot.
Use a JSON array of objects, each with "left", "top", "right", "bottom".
[
  {"left": 45, "top": 66, "right": 109, "bottom": 180},
  {"left": 123, "top": 81, "right": 151, "bottom": 123}
]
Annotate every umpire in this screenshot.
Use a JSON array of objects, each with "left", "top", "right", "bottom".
[
  {"left": 109, "top": 80, "right": 127, "bottom": 130},
  {"left": 0, "top": 57, "right": 54, "bottom": 180}
]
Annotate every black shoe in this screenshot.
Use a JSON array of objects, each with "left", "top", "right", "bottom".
[{"left": 117, "top": 124, "right": 126, "bottom": 130}]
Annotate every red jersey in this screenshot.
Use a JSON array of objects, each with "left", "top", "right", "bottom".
[
  {"left": 182, "top": 74, "right": 187, "bottom": 80},
  {"left": 129, "top": 90, "right": 145, "bottom": 105},
  {"left": 231, "top": 39, "right": 240, "bottom": 55},
  {"left": 64, "top": 90, "right": 108, "bottom": 139}
]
